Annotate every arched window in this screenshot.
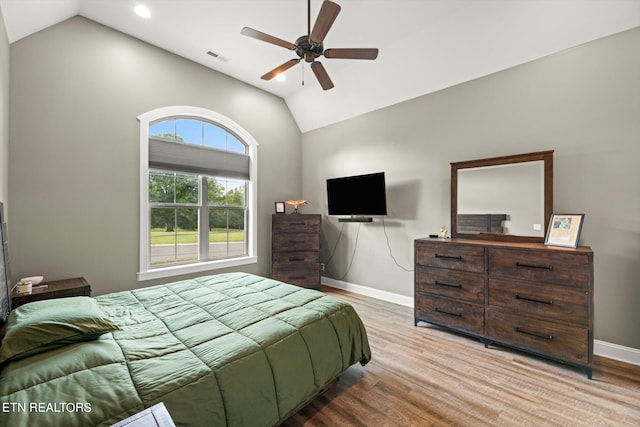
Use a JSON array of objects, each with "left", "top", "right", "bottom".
[{"left": 138, "top": 106, "right": 258, "bottom": 281}]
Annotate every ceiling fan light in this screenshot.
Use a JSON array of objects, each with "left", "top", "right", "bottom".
[
  {"left": 134, "top": 4, "right": 151, "bottom": 19},
  {"left": 275, "top": 74, "right": 286, "bottom": 82}
]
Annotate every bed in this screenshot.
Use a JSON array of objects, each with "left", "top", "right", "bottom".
[{"left": 0, "top": 272, "right": 371, "bottom": 426}]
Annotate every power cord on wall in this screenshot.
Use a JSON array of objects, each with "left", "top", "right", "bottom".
[
  {"left": 382, "top": 217, "right": 413, "bottom": 273},
  {"left": 324, "top": 221, "right": 362, "bottom": 281},
  {"left": 322, "top": 216, "right": 413, "bottom": 281},
  {"left": 322, "top": 220, "right": 345, "bottom": 270}
]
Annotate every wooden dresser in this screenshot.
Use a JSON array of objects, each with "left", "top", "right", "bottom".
[
  {"left": 414, "top": 237, "right": 594, "bottom": 378},
  {"left": 272, "top": 214, "right": 321, "bottom": 290}
]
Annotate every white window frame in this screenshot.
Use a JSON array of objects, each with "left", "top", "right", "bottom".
[{"left": 137, "top": 106, "right": 258, "bottom": 281}]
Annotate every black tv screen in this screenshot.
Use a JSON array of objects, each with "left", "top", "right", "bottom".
[{"left": 327, "top": 172, "right": 387, "bottom": 216}]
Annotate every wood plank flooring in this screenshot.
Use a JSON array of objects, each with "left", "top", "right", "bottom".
[{"left": 282, "top": 287, "right": 640, "bottom": 427}]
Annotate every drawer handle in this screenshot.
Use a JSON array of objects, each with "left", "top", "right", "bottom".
[
  {"left": 289, "top": 276, "right": 305, "bottom": 280},
  {"left": 515, "top": 327, "right": 553, "bottom": 340},
  {"left": 288, "top": 240, "right": 306, "bottom": 244},
  {"left": 435, "top": 254, "right": 463, "bottom": 261},
  {"left": 435, "top": 280, "right": 462, "bottom": 289},
  {"left": 289, "top": 222, "right": 306, "bottom": 226},
  {"left": 515, "top": 294, "right": 553, "bottom": 305},
  {"left": 434, "top": 307, "right": 462, "bottom": 317},
  {"left": 515, "top": 262, "right": 553, "bottom": 271},
  {"left": 289, "top": 257, "right": 305, "bottom": 262}
]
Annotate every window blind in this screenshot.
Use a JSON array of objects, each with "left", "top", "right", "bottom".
[{"left": 149, "top": 137, "right": 250, "bottom": 180}]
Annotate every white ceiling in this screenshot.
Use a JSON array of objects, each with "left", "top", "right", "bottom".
[{"left": 1, "top": 0, "right": 639, "bottom": 132}]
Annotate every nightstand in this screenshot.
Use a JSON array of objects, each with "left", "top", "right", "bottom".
[{"left": 11, "top": 277, "right": 91, "bottom": 308}]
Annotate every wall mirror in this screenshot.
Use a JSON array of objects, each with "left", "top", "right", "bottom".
[{"left": 451, "top": 150, "right": 553, "bottom": 243}]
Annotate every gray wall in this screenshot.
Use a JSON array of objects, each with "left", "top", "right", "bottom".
[
  {"left": 8, "top": 17, "right": 302, "bottom": 294},
  {"left": 0, "top": 7, "right": 8, "bottom": 208},
  {"left": 302, "top": 28, "right": 640, "bottom": 350}
]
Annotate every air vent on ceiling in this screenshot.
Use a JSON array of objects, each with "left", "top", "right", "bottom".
[{"left": 207, "top": 50, "right": 228, "bottom": 62}]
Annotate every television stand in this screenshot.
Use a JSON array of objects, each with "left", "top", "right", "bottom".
[{"left": 339, "top": 216, "right": 373, "bottom": 223}]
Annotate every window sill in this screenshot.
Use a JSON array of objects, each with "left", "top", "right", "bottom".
[{"left": 137, "top": 256, "right": 258, "bottom": 282}]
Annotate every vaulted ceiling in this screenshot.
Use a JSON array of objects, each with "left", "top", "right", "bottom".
[{"left": 1, "top": 0, "right": 639, "bottom": 132}]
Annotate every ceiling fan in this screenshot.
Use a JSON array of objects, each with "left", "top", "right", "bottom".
[{"left": 241, "top": 0, "right": 379, "bottom": 90}]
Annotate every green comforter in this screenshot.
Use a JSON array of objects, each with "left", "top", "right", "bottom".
[{"left": 0, "top": 273, "right": 371, "bottom": 426}]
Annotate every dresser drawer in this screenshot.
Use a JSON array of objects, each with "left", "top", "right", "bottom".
[
  {"left": 273, "top": 233, "right": 320, "bottom": 252},
  {"left": 272, "top": 268, "right": 320, "bottom": 290},
  {"left": 415, "top": 266, "right": 485, "bottom": 304},
  {"left": 415, "top": 240, "right": 485, "bottom": 273},
  {"left": 488, "top": 248, "right": 592, "bottom": 288},
  {"left": 415, "top": 295, "right": 484, "bottom": 335},
  {"left": 272, "top": 215, "right": 320, "bottom": 234},
  {"left": 273, "top": 251, "right": 319, "bottom": 267},
  {"left": 489, "top": 279, "right": 589, "bottom": 326},
  {"left": 487, "top": 310, "right": 590, "bottom": 365}
]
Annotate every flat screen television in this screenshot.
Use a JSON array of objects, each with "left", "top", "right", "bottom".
[{"left": 326, "top": 172, "right": 387, "bottom": 217}]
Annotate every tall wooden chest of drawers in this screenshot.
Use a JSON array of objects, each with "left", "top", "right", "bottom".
[
  {"left": 272, "top": 214, "right": 321, "bottom": 290},
  {"left": 414, "top": 237, "right": 594, "bottom": 377}
]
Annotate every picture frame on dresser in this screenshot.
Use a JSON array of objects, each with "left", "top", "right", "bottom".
[
  {"left": 274, "top": 201, "right": 285, "bottom": 214},
  {"left": 545, "top": 214, "right": 585, "bottom": 248}
]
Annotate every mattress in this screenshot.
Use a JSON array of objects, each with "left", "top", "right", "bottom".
[{"left": 0, "top": 272, "right": 371, "bottom": 426}]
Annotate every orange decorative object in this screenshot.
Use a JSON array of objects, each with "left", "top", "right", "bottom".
[{"left": 286, "top": 199, "right": 309, "bottom": 213}]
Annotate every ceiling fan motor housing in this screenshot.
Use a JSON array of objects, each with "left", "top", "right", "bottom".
[{"left": 296, "top": 35, "right": 324, "bottom": 62}]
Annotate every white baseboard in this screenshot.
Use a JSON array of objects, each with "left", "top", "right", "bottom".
[
  {"left": 322, "top": 276, "right": 640, "bottom": 367},
  {"left": 594, "top": 340, "right": 640, "bottom": 366},
  {"left": 321, "top": 277, "right": 414, "bottom": 307}
]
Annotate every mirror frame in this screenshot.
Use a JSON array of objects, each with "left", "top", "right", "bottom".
[{"left": 451, "top": 150, "right": 554, "bottom": 243}]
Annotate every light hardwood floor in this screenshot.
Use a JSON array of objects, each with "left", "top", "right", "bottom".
[{"left": 282, "top": 287, "right": 640, "bottom": 427}]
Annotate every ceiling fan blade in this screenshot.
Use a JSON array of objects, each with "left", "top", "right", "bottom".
[
  {"left": 324, "top": 48, "right": 379, "bottom": 60},
  {"left": 311, "top": 61, "right": 334, "bottom": 90},
  {"left": 241, "top": 27, "right": 297, "bottom": 50},
  {"left": 309, "top": 1, "right": 341, "bottom": 45},
  {"left": 261, "top": 59, "right": 301, "bottom": 80}
]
